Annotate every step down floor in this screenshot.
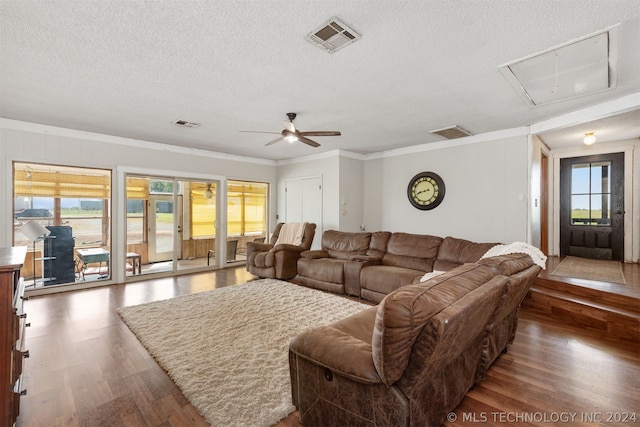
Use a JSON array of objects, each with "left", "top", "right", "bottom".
[{"left": 523, "top": 258, "right": 639, "bottom": 344}]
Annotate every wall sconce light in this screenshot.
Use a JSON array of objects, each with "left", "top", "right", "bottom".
[{"left": 583, "top": 132, "right": 596, "bottom": 145}]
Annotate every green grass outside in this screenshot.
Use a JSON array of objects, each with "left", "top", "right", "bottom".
[{"left": 572, "top": 209, "right": 602, "bottom": 219}]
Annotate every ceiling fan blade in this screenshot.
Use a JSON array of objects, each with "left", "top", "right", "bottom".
[
  {"left": 265, "top": 136, "right": 284, "bottom": 146},
  {"left": 239, "top": 130, "right": 280, "bottom": 134},
  {"left": 298, "top": 131, "right": 341, "bottom": 137},
  {"left": 297, "top": 135, "right": 321, "bottom": 147}
]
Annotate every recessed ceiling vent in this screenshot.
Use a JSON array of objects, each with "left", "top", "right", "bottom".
[
  {"left": 172, "top": 119, "right": 200, "bottom": 127},
  {"left": 305, "top": 17, "right": 361, "bottom": 54},
  {"left": 430, "top": 125, "right": 473, "bottom": 139}
]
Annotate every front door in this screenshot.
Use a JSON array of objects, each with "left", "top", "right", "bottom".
[{"left": 560, "top": 152, "right": 624, "bottom": 260}]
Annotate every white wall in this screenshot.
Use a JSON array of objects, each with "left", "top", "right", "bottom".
[
  {"left": 338, "top": 155, "right": 364, "bottom": 232},
  {"left": 1, "top": 120, "right": 278, "bottom": 280},
  {"left": 363, "top": 134, "right": 530, "bottom": 244}
]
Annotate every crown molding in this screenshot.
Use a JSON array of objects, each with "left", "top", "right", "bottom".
[
  {"left": 363, "top": 127, "right": 529, "bottom": 160},
  {"left": 275, "top": 149, "right": 365, "bottom": 166},
  {"left": 529, "top": 92, "right": 640, "bottom": 134},
  {"left": 0, "top": 118, "right": 277, "bottom": 166}
]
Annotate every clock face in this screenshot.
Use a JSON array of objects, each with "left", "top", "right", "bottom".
[{"left": 407, "top": 172, "right": 445, "bottom": 210}]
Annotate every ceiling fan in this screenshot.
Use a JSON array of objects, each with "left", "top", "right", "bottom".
[{"left": 241, "top": 113, "right": 341, "bottom": 147}]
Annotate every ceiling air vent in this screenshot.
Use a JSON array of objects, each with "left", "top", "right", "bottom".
[
  {"left": 429, "top": 126, "right": 473, "bottom": 139},
  {"left": 172, "top": 119, "right": 200, "bottom": 128},
  {"left": 306, "top": 17, "right": 361, "bottom": 54}
]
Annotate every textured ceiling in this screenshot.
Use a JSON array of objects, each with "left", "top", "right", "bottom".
[{"left": 1, "top": 1, "right": 639, "bottom": 160}]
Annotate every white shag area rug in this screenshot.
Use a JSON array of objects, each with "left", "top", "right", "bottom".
[{"left": 117, "top": 279, "right": 369, "bottom": 427}]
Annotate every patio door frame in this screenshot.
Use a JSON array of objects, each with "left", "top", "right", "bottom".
[{"left": 118, "top": 166, "right": 227, "bottom": 282}]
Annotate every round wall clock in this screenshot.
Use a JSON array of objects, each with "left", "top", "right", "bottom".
[{"left": 407, "top": 171, "right": 446, "bottom": 210}]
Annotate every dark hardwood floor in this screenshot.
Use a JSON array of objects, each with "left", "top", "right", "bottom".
[{"left": 16, "top": 264, "right": 639, "bottom": 427}]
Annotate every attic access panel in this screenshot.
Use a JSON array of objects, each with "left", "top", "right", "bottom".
[{"left": 500, "top": 29, "right": 615, "bottom": 107}]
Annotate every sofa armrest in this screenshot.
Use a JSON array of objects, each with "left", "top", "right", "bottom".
[
  {"left": 343, "top": 258, "right": 380, "bottom": 297},
  {"left": 290, "top": 326, "right": 382, "bottom": 384},
  {"left": 272, "top": 243, "right": 307, "bottom": 253},
  {"left": 246, "top": 242, "right": 273, "bottom": 255},
  {"left": 300, "top": 249, "right": 331, "bottom": 259},
  {"left": 351, "top": 255, "right": 382, "bottom": 264}
]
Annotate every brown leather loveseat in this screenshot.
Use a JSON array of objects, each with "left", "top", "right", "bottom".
[
  {"left": 296, "top": 230, "right": 497, "bottom": 302},
  {"left": 289, "top": 253, "right": 541, "bottom": 426}
]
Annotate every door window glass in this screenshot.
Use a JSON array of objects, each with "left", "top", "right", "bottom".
[
  {"left": 571, "top": 161, "right": 611, "bottom": 225},
  {"left": 191, "top": 183, "right": 216, "bottom": 238},
  {"left": 227, "top": 180, "right": 268, "bottom": 260}
]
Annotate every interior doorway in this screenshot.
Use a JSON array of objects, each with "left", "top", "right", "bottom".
[
  {"left": 559, "top": 152, "right": 624, "bottom": 260},
  {"left": 540, "top": 153, "right": 549, "bottom": 255}
]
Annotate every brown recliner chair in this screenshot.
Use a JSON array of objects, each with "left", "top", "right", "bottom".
[{"left": 246, "top": 222, "right": 316, "bottom": 280}]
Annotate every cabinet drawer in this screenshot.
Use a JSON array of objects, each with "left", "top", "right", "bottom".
[
  {"left": 11, "top": 388, "right": 20, "bottom": 424},
  {"left": 12, "top": 308, "right": 19, "bottom": 343},
  {"left": 11, "top": 349, "right": 23, "bottom": 384}
]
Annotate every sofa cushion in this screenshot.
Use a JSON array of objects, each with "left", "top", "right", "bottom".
[
  {"left": 252, "top": 250, "right": 274, "bottom": 268},
  {"left": 433, "top": 236, "right": 498, "bottom": 271},
  {"left": 298, "top": 257, "right": 347, "bottom": 284},
  {"left": 322, "top": 230, "right": 372, "bottom": 260},
  {"left": 366, "top": 231, "right": 392, "bottom": 259},
  {"left": 381, "top": 233, "right": 442, "bottom": 271},
  {"left": 371, "top": 263, "right": 498, "bottom": 386},
  {"left": 360, "top": 265, "right": 424, "bottom": 295}
]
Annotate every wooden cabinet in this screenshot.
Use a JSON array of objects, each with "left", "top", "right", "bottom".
[{"left": 1, "top": 246, "right": 28, "bottom": 427}]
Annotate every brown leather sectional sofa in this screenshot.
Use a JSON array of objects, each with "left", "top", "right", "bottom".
[
  {"left": 289, "top": 230, "right": 542, "bottom": 426},
  {"left": 296, "top": 230, "right": 498, "bottom": 302}
]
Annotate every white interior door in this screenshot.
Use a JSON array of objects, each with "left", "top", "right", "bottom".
[
  {"left": 285, "top": 179, "right": 303, "bottom": 222},
  {"left": 285, "top": 176, "right": 323, "bottom": 249}
]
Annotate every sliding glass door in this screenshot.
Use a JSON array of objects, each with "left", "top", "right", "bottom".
[
  {"left": 126, "top": 175, "right": 217, "bottom": 276},
  {"left": 124, "top": 175, "right": 269, "bottom": 278}
]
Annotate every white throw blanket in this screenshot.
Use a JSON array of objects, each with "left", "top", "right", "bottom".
[
  {"left": 480, "top": 241, "right": 547, "bottom": 269},
  {"left": 275, "top": 222, "right": 307, "bottom": 246},
  {"left": 420, "top": 270, "right": 446, "bottom": 282}
]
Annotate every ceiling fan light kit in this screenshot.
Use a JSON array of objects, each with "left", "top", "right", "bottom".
[{"left": 242, "top": 112, "right": 341, "bottom": 148}]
